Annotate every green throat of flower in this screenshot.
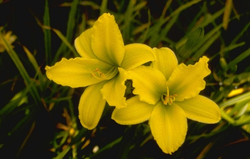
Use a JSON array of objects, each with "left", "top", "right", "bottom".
[
  {"left": 91, "top": 68, "right": 106, "bottom": 79},
  {"left": 90, "top": 66, "right": 119, "bottom": 80},
  {"left": 161, "top": 86, "right": 177, "bottom": 105}
]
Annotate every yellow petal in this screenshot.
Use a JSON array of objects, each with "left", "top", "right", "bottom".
[
  {"left": 101, "top": 67, "right": 127, "bottom": 108},
  {"left": 176, "top": 95, "right": 221, "bottom": 123},
  {"left": 167, "top": 56, "right": 211, "bottom": 101},
  {"left": 92, "top": 13, "right": 125, "bottom": 66},
  {"left": 121, "top": 43, "right": 155, "bottom": 70},
  {"left": 129, "top": 66, "right": 166, "bottom": 105},
  {"left": 112, "top": 96, "right": 155, "bottom": 125},
  {"left": 75, "top": 28, "right": 98, "bottom": 59},
  {"left": 152, "top": 47, "right": 178, "bottom": 80},
  {"left": 149, "top": 103, "right": 187, "bottom": 154},
  {"left": 78, "top": 81, "right": 106, "bottom": 130},
  {"left": 45, "top": 58, "right": 114, "bottom": 88}
]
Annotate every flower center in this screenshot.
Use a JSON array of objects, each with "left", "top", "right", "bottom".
[
  {"left": 90, "top": 66, "right": 119, "bottom": 80},
  {"left": 161, "top": 86, "right": 177, "bottom": 105},
  {"left": 91, "top": 68, "right": 106, "bottom": 79}
]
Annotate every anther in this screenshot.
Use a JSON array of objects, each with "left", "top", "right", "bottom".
[
  {"left": 90, "top": 68, "right": 106, "bottom": 79},
  {"left": 161, "top": 87, "right": 177, "bottom": 105}
]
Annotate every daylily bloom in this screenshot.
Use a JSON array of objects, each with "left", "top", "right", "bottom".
[
  {"left": 0, "top": 27, "right": 17, "bottom": 53},
  {"left": 45, "top": 13, "right": 155, "bottom": 129},
  {"left": 112, "top": 47, "right": 221, "bottom": 154}
]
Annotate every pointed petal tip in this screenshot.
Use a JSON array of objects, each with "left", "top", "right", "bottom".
[
  {"left": 79, "top": 115, "right": 96, "bottom": 130},
  {"left": 92, "top": 12, "right": 124, "bottom": 66},
  {"left": 78, "top": 82, "right": 106, "bottom": 130},
  {"left": 149, "top": 103, "right": 187, "bottom": 155},
  {"left": 152, "top": 47, "right": 178, "bottom": 80},
  {"left": 177, "top": 95, "right": 221, "bottom": 124}
]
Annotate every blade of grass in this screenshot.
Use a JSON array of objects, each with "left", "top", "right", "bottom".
[
  {"left": 223, "top": 0, "right": 233, "bottom": 30},
  {"left": 22, "top": 45, "right": 45, "bottom": 89},
  {"left": 132, "top": 1, "right": 147, "bottom": 12},
  {"left": 89, "top": 137, "right": 122, "bottom": 158},
  {"left": 210, "top": 42, "right": 246, "bottom": 61},
  {"left": 55, "top": 0, "right": 79, "bottom": 61},
  {"left": 176, "top": 8, "right": 224, "bottom": 49},
  {"left": 65, "top": 0, "right": 79, "bottom": 44},
  {"left": 77, "top": 13, "right": 86, "bottom": 36},
  {"left": 192, "top": 32, "right": 220, "bottom": 60},
  {"left": 134, "top": 10, "right": 151, "bottom": 43},
  {"left": 100, "top": 0, "right": 108, "bottom": 15},
  {"left": 122, "top": 0, "right": 136, "bottom": 42},
  {"left": 0, "top": 89, "right": 28, "bottom": 119},
  {"left": 186, "top": 1, "right": 206, "bottom": 31},
  {"left": 147, "top": 0, "right": 201, "bottom": 46},
  {"left": 154, "top": 13, "right": 179, "bottom": 46},
  {"left": 187, "top": 24, "right": 223, "bottom": 56},
  {"left": 226, "top": 47, "right": 250, "bottom": 71},
  {"left": 17, "top": 121, "right": 36, "bottom": 156},
  {"left": 178, "top": 27, "right": 204, "bottom": 61},
  {"left": 41, "top": 26, "right": 79, "bottom": 62},
  {"left": 195, "top": 8, "right": 225, "bottom": 29},
  {"left": 43, "top": 0, "right": 51, "bottom": 64},
  {"left": 31, "top": 8, "right": 79, "bottom": 62},
  {"left": 79, "top": 1, "right": 100, "bottom": 10},
  {"left": 160, "top": 0, "right": 173, "bottom": 18},
  {"left": 220, "top": 91, "right": 250, "bottom": 108},
  {"left": 0, "top": 32, "right": 40, "bottom": 104},
  {"left": 52, "top": 27, "right": 79, "bottom": 58},
  {"left": 230, "top": 21, "right": 250, "bottom": 45},
  {"left": 53, "top": 146, "right": 71, "bottom": 159}
]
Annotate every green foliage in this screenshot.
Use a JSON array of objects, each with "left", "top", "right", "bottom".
[{"left": 1, "top": 0, "right": 250, "bottom": 158}]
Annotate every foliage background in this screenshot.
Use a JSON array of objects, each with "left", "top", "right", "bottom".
[{"left": 1, "top": 0, "right": 250, "bottom": 158}]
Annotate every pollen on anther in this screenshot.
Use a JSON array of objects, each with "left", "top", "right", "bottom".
[{"left": 90, "top": 68, "right": 106, "bottom": 79}]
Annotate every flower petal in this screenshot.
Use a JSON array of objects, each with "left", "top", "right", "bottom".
[
  {"left": 75, "top": 28, "right": 98, "bottom": 59},
  {"left": 45, "top": 58, "right": 115, "bottom": 88},
  {"left": 92, "top": 13, "right": 125, "bottom": 66},
  {"left": 112, "top": 96, "right": 155, "bottom": 125},
  {"left": 152, "top": 47, "right": 178, "bottom": 80},
  {"left": 78, "top": 82, "right": 106, "bottom": 129},
  {"left": 129, "top": 66, "right": 166, "bottom": 105},
  {"left": 175, "top": 95, "right": 221, "bottom": 123},
  {"left": 101, "top": 67, "right": 128, "bottom": 108},
  {"left": 167, "top": 56, "right": 211, "bottom": 101},
  {"left": 121, "top": 43, "right": 155, "bottom": 70},
  {"left": 149, "top": 102, "right": 187, "bottom": 154}
]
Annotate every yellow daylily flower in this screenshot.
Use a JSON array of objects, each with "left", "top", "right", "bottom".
[
  {"left": 45, "top": 13, "right": 155, "bottom": 130},
  {"left": 112, "top": 47, "right": 221, "bottom": 154},
  {"left": 0, "top": 27, "right": 17, "bottom": 53}
]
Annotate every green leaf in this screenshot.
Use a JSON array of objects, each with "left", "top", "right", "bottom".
[
  {"left": 100, "top": 0, "right": 108, "bottom": 15},
  {"left": 178, "top": 27, "right": 204, "bottom": 60},
  {"left": 0, "top": 90, "right": 28, "bottom": 119},
  {"left": 123, "top": 0, "right": 136, "bottom": 43},
  {"left": 43, "top": 0, "right": 51, "bottom": 64},
  {"left": 55, "top": 0, "right": 79, "bottom": 61},
  {"left": 227, "top": 48, "right": 250, "bottom": 71},
  {"left": 0, "top": 32, "right": 40, "bottom": 104}
]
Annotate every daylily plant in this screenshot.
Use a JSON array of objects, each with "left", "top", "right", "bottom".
[
  {"left": 112, "top": 47, "right": 221, "bottom": 154},
  {"left": 0, "top": 27, "right": 17, "bottom": 53},
  {"left": 45, "top": 13, "right": 155, "bottom": 129}
]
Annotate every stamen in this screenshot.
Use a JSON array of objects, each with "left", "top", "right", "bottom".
[
  {"left": 90, "top": 68, "right": 106, "bottom": 79},
  {"left": 161, "top": 86, "right": 177, "bottom": 105}
]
